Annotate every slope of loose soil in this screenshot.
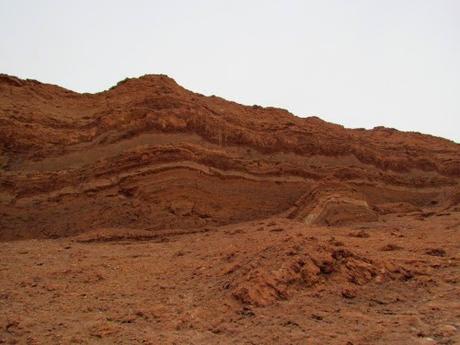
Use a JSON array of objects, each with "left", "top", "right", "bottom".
[{"left": 0, "top": 214, "right": 459, "bottom": 344}]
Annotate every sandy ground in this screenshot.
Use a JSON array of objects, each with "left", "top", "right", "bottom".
[{"left": 1, "top": 212, "right": 459, "bottom": 345}]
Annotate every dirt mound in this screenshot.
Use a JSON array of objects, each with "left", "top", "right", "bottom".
[{"left": 227, "top": 238, "right": 410, "bottom": 306}]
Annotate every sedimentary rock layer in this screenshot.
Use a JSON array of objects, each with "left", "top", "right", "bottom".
[{"left": 1, "top": 74, "right": 459, "bottom": 240}]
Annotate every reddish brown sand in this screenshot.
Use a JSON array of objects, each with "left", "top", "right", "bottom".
[{"left": 0, "top": 74, "right": 459, "bottom": 344}]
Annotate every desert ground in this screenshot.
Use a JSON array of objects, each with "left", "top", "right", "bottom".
[
  {"left": 1, "top": 74, "right": 459, "bottom": 344},
  {"left": 1, "top": 211, "right": 459, "bottom": 344}
]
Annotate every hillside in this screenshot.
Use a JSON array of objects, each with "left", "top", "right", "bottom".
[
  {"left": 0, "top": 74, "right": 459, "bottom": 345},
  {"left": 0, "top": 73, "right": 459, "bottom": 240}
]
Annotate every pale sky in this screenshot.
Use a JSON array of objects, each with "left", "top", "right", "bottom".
[{"left": 1, "top": 0, "right": 459, "bottom": 142}]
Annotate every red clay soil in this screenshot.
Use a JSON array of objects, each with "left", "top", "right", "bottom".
[{"left": 0, "top": 74, "right": 459, "bottom": 344}]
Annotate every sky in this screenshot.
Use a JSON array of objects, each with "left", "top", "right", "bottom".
[{"left": 1, "top": 0, "right": 459, "bottom": 143}]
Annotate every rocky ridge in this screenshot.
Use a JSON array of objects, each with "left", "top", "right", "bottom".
[{"left": 0, "top": 73, "right": 459, "bottom": 240}]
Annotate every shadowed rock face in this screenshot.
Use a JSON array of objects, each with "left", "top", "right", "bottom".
[{"left": 1, "top": 73, "right": 459, "bottom": 240}]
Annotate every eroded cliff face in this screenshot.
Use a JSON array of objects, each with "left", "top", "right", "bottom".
[{"left": 1, "top": 74, "right": 459, "bottom": 240}]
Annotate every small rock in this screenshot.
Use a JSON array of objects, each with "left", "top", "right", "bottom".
[
  {"left": 418, "top": 337, "right": 437, "bottom": 345},
  {"left": 239, "top": 306, "right": 255, "bottom": 317},
  {"left": 311, "top": 313, "right": 323, "bottom": 320},
  {"left": 341, "top": 288, "right": 357, "bottom": 299},
  {"left": 435, "top": 324, "right": 457, "bottom": 337},
  {"left": 348, "top": 230, "right": 370, "bottom": 238},
  {"left": 169, "top": 200, "right": 194, "bottom": 216},
  {"left": 328, "top": 236, "right": 344, "bottom": 246},
  {"left": 381, "top": 243, "right": 403, "bottom": 251},
  {"left": 426, "top": 248, "right": 447, "bottom": 257}
]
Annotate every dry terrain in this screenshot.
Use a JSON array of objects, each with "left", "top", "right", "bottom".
[{"left": 0, "top": 74, "right": 459, "bottom": 344}]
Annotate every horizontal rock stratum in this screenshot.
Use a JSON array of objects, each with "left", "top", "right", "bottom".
[{"left": 0, "top": 73, "right": 459, "bottom": 240}]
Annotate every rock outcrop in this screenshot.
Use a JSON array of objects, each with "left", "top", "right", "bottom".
[{"left": 1, "top": 74, "right": 459, "bottom": 240}]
